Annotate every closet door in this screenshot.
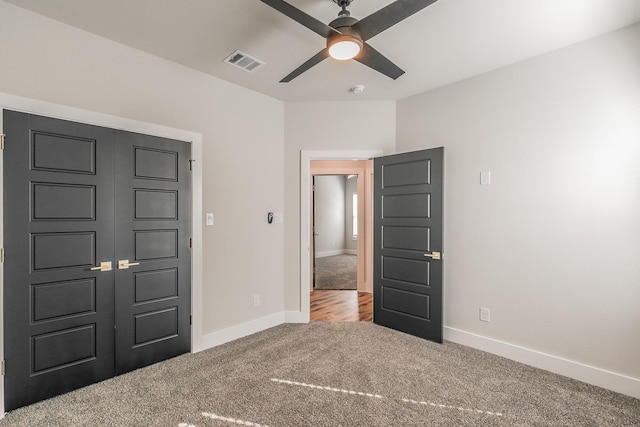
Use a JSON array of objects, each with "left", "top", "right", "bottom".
[
  {"left": 3, "top": 111, "right": 116, "bottom": 410},
  {"left": 3, "top": 111, "right": 192, "bottom": 410},
  {"left": 113, "top": 131, "right": 191, "bottom": 374}
]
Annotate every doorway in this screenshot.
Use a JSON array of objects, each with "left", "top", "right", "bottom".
[
  {"left": 307, "top": 158, "right": 374, "bottom": 322},
  {"left": 311, "top": 174, "right": 367, "bottom": 321},
  {"left": 301, "top": 148, "right": 444, "bottom": 343}
]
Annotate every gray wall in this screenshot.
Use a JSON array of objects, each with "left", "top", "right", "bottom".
[
  {"left": 314, "top": 175, "right": 358, "bottom": 256},
  {"left": 0, "top": 2, "right": 285, "bottom": 337},
  {"left": 314, "top": 175, "right": 346, "bottom": 256},
  {"left": 397, "top": 23, "right": 640, "bottom": 382}
]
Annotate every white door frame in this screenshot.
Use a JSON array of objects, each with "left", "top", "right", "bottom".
[
  {"left": 0, "top": 92, "right": 204, "bottom": 417},
  {"left": 299, "top": 150, "right": 382, "bottom": 322}
]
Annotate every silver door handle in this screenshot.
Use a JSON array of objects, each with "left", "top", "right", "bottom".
[
  {"left": 423, "top": 252, "right": 441, "bottom": 260},
  {"left": 118, "top": 259, "right": 140, "bottom": 269},
  {"left": 90, "top": 261, "right": 113, "bottom": 272}
]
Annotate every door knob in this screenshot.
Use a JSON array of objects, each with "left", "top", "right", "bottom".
[
  {"left": 90, "top": 261, "right": 113, "bottom": 272},
  {"left": 118, "top": 259, "right": 140, "bottom": 269},
  {"left": 423, "top": 251, "right": 441, "bottom": 260}
]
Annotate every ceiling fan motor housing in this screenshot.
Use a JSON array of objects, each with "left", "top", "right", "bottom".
[
  {"left": 327, "top": 15, "right": 363, "bottom": 55},
  {"left": 329, "top": 15, "right": 358, "bottom": 30}
]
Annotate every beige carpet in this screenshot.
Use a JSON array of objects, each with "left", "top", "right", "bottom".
[
  {"left": 315, "top": 254, "right": 357, "bottom": 290},
  {"left": 1, "top": 322, "right": 638, "bottom": 426}
]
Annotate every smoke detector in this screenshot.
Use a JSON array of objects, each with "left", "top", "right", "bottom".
[{"left": 350, "top": 85, "right": 365, "bottom": 94}]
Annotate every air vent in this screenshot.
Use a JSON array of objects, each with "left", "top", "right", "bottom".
[{"left": 224, "top": 50, "right": 265, "bottom": 72}]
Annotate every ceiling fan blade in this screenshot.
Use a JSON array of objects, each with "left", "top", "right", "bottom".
[
  {"left": 354, "top": 43, "right": 405, "bottom": 80},
  {"left": 352, "top": 0, "right": 438, "bottom": 41},
  {"left": 260, "top": 0, "right": 340, "bottom": 39},
  {"left": 281, "top": 49, "right": 330, "bottom": 82}
]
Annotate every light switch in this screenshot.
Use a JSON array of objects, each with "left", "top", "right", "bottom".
[
  {"left": 206, "top": 213, "right": 214, "bottom": 226},
  {"left": 480, "top": 171, "right": 491, "bottom": 185}
]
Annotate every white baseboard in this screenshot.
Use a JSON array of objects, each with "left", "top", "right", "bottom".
[
  {"left": 315, "top": 250, "right": 345, "bottom": 258},
  {"left": 194, "top": 312, "right": 285, "bottom": 353},
  {"left": 444, "top": 326, "right": 640, "bottom": 399},
  {"left": 316, "top": 249, "right": 357, "bottom": 258}
]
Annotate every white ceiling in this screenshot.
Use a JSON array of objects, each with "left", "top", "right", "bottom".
[{"left": 5, "top": 0, "right": 640, "bottom": 101}]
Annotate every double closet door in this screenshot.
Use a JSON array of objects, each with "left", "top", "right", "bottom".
[{"left": 3, "top": 111, "right": 192, "bottom": 410}]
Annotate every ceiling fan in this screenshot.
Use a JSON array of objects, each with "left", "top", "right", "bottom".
[{"left": 260, "top": 0, "right": 438, "bottom": 82}]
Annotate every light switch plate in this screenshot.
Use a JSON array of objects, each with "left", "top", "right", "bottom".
[
  {"left": 206, "top": 213, "right": 214, "bottom": 226},
  {"left": 273, "top": 213, "right": 284, "bottom": 224},
  {"left": 480, "top": 171, "right": 491, "bottom": 185}
]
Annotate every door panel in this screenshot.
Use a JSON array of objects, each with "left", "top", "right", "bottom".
[
  {"left": 134, "top": 190, "right": 177, "bottom": 219},
  {"left": 3, "top": 110, "right": 116, "bottom": 411},
  {"left": 381, "top": 287, "right": 430, "bottom": 318},
  {"left": 114, "top": 131, "right": 191, "bottom": 375},
  {"left": 373, "top": 148, "right": 443, "bottom": 343},
  {"left": 31, "top": 131, "right": 96, "bottom": 173},
  {"left": 32, "top": 183, "right": 96, "bottom": 219},
  {"left": 134, "top": 269, "right": 178, "bottom": 302},
  {"left": 382, "top": 226, "right": 430, "bottom": 251},
  {"left": 134, "top": 230, "right": 178, "bottom": 260},
  {"left": 32, "top": 279, "right": 96, "bottom": 321},
  {"left": 32, "top": 232, "right": 96, "bottom": 270}
]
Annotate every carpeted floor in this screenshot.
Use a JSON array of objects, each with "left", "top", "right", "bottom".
[
  {"left": 1, "top": 323, "right": 638, "bottom": 426},
  {"left": 315, "top": 254, "right": 357, "bottom": 290}
]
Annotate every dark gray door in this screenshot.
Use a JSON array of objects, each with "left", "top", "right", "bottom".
[
  {"left": 373, "top": 148, "right": 444, "bottom": 342},
  {"left": 114, "top": 131, "right": 191, "bottom": 374},
  {"left": 3, "top": 111, "right": 116, "bottom": 410},
  {"left": 3, "top": 111, "right": 192, "bottom": 410}
]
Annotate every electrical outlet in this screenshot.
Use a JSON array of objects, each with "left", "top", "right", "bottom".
[
  {"left": 480, "top": 307, "right": 491, "bottom": 322},
  {"left": 253, "top": 294, "right": 260, "bottom": 306}
]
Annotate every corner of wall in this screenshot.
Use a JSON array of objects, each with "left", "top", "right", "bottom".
[{"left": 195, "top": 312, "right": 286, "bottom": 353}]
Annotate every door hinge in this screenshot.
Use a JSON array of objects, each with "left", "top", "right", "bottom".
[
  {"left": 0, "top": 134, "right": 5, "bottom": 150},
  {"left": 1, "top": 247, "right": 5, "bottom": 263},
  {"left": 1, "top": 360, "right": 5, "bottom": 376},
  {"left": 190, "top": 315, "right": 192, "bottom": 325},
  {"left": 189, "top": 159, "right": 195, "bottom": 171}
]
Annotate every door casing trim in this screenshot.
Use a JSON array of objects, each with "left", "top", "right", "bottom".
[
  {"left": 0, "top": 92, "right": 204, "bottom": 417},
  {"left": 296, "top": 150, "right": 383, "bottom": 323}
]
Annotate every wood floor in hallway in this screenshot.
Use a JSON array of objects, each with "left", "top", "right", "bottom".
[{"left": 310, "top": 290, "right": 372, "bottom": 322}]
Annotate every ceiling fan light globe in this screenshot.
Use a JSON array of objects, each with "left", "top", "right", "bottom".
[
  {"left": 327, "top": 33, "right": 363, "bottom": 60},
  {"left": 329, "top": 40, "right": 361, "bottom": 60}
]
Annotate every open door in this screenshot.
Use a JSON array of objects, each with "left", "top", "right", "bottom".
[{"left": 373, "top": 148, "right": 443, "bottom": 343}]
